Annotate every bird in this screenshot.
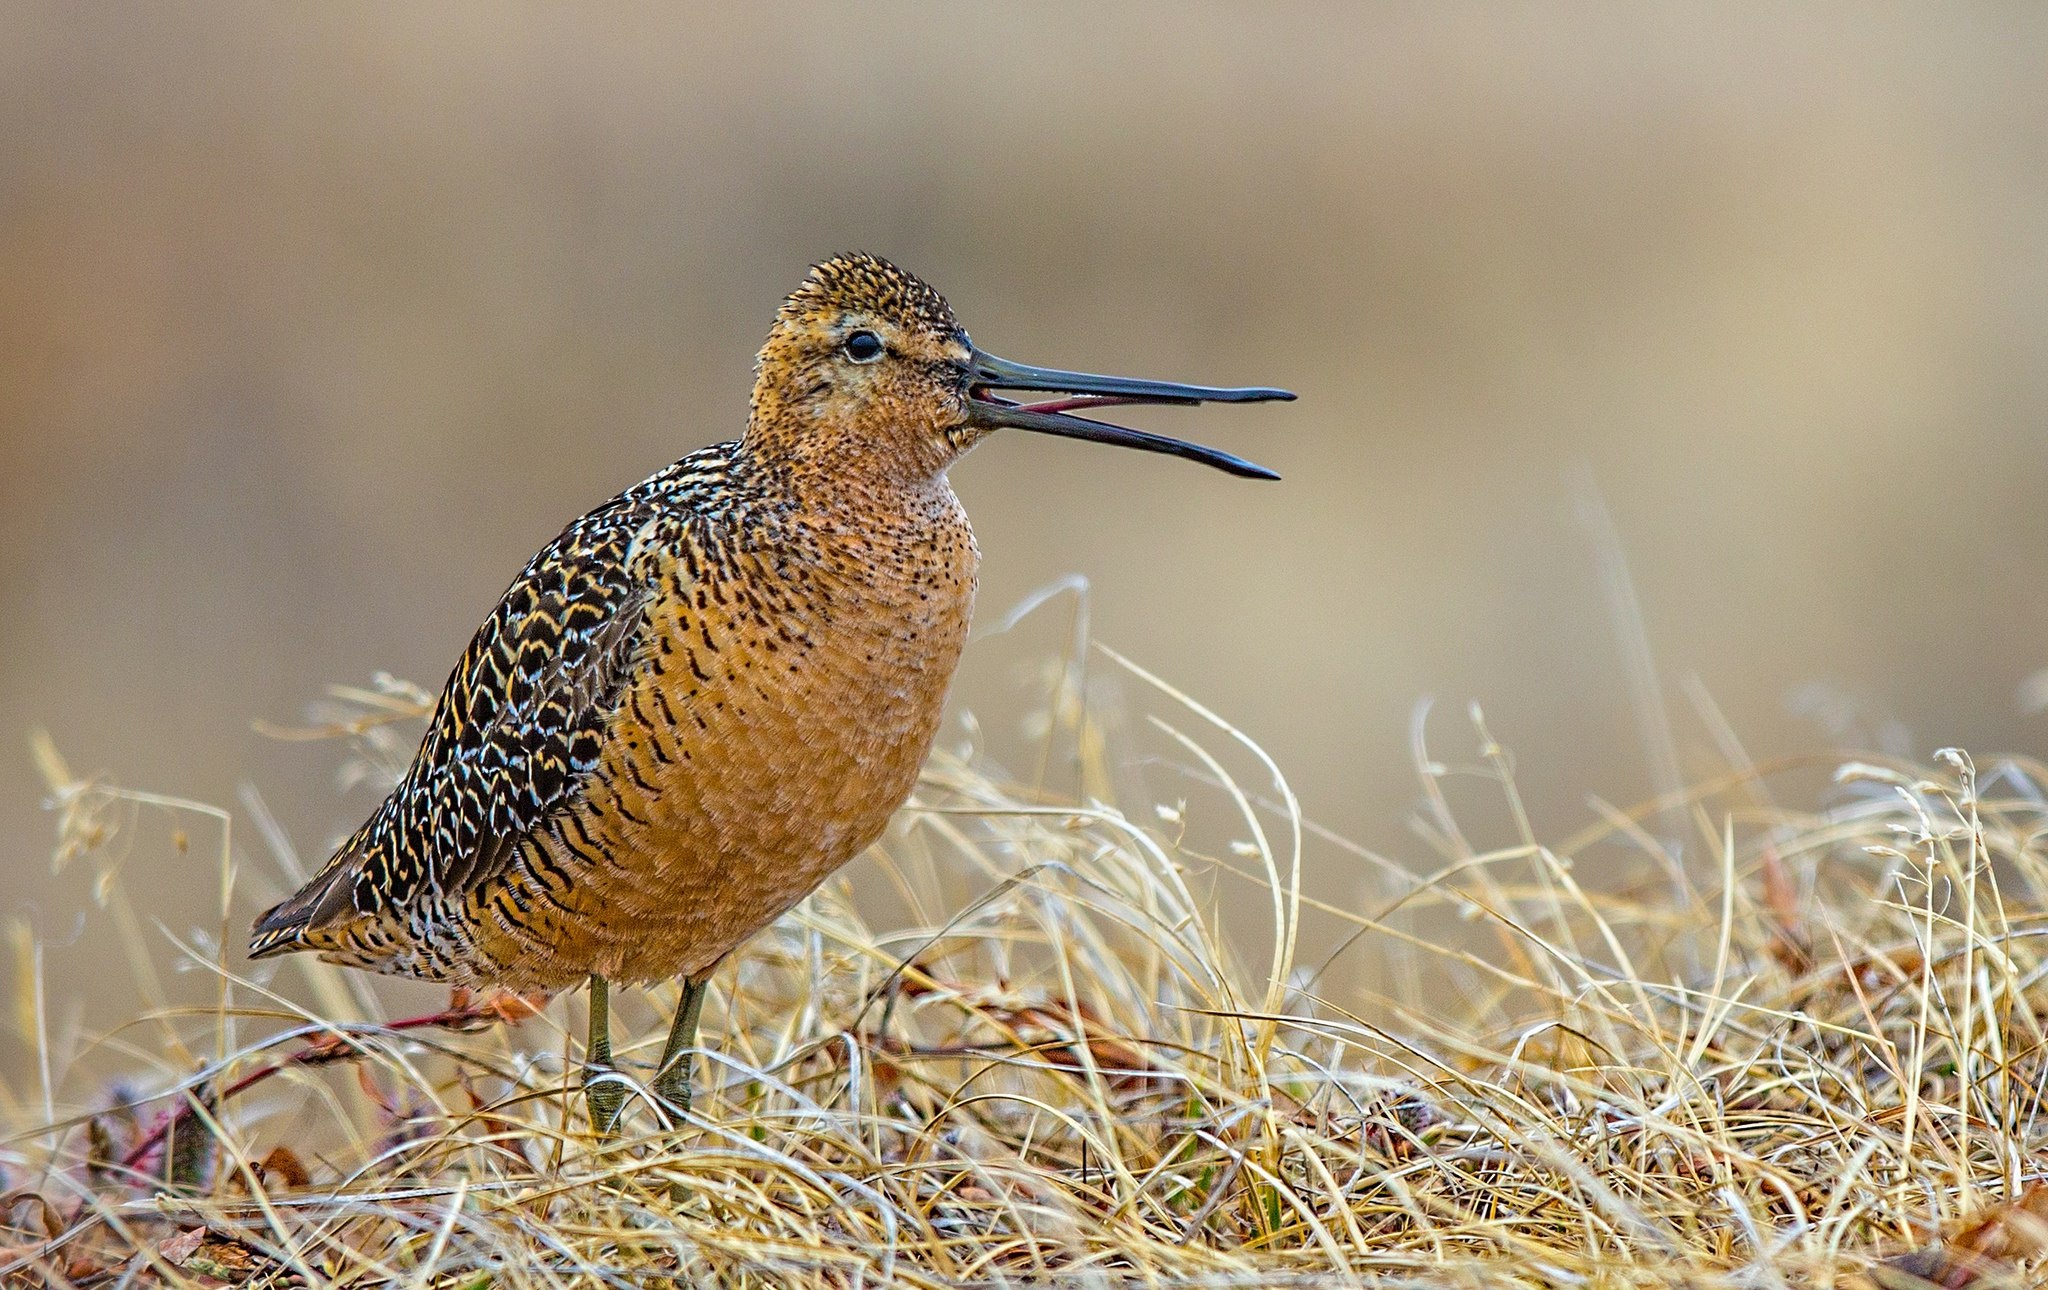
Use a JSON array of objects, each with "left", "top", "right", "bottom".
[{"left": 248, "top": 253, "right": 1291, "bottom": 1130}]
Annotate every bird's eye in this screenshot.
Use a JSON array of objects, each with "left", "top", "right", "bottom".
[{"left": 843, "top": 330, "right": 885, "bottom": 364}]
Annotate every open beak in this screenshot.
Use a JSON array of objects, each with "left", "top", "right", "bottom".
[{"left": 965, "top": 350, "right": 1290, "bottom": 480}]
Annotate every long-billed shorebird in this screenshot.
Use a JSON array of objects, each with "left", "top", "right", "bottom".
[{"left": 249, "top": 253, "right": 1291, "bottom": 1128}]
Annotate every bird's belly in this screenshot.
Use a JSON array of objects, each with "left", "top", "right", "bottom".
[{"left": 518, "top": 565, "right": 972, "bottom": 983}]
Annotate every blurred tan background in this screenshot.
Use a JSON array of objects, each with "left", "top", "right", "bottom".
[{"left": 6, "top": 6, "right": 2048, "bottom": 1074}]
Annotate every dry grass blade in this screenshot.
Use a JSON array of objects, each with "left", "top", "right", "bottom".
[{"left": 7, "top": 660, "right": 2048, "bottom": 1287}]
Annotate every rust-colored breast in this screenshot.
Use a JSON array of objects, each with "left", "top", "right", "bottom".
[
  {"left": 249, "top": 446, "right": 980, "bottom": 992},
  {"left": 463, "top": 480, "right": 979, "bottom": 988}
]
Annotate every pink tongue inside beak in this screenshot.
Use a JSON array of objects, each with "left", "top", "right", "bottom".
[{"left": 1015, "top": 394, "right": 1143, "bottom": 415}]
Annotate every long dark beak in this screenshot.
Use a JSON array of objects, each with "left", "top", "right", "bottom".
[{"left": 965, "top": 350, "right": 1290, "bottom": 480}]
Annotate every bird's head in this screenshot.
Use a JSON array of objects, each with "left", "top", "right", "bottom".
[{"left": 744, "top": 253, "right": 1289, "bottom": 487}]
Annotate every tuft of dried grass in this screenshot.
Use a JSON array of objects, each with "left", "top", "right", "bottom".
[{"left": 8, "top": 648, "right": 2048, "bottom": 1288}]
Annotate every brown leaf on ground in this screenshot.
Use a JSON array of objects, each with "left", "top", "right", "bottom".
[
  {"left": 1756, "top": 842, "right": 1812, "bottom": 973},
  {"left": 1949, "top": 1184, "right": 2048, "bottom": 1265},
  {"left": 157, "top": 1227, "right": 206, "bottom": 1264},
  {"left": 481, "top": 989, "right": 547, "bottom": 1024},
  {"left": 1870, "top": 1185, "right": 2048, "bottom": 1289},
  {"left": 158, "top": 1225, "right": 285, "bottom": 1285},
  {"left": 256, "top": 1146, "right": 311, "bottom": 1190},
  {"left": 1009, "top": 998, "right": 1161, "bottom": 1093},
  {"left": 1, "top": 1190, "right": 63, "bottom": 1243},
  {"left": 164, "top": 1082, "right": 219, "bottom": 1194},
  {"left": 446, "top": 985, "right": 545, "bottom": 1029}
]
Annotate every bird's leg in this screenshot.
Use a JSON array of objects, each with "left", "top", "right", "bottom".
[
  {"left": 582, "top": 974, "right": 626, "bottom": 1132},
  {"left": 650, "top": 977, "right": 708, "bottom": 1115}
]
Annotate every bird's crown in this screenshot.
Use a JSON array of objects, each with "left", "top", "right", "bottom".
[{"left": 777, "top": 252, "right": 959, "bottom": 336}]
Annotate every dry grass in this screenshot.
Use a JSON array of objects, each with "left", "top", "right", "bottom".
[{"left": 8, "top": 647, "right": 2048, "bottom": 1287}]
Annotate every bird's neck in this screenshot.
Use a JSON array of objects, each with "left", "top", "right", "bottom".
[
  {"left": 734, "top": 433, "right": 960, "bottom": 534},
  {"left": 744, "top": 378, "right": 960, "bottom": 486}
]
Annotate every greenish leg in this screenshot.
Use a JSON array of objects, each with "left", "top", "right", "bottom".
[
  {"left": 582, "top": 974, "right": 626, "bottom": 1133},
  {"left": 651, "top": 977, "right": 708, "bottom": 1115}
]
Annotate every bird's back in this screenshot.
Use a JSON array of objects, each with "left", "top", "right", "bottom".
[{"left": 250, "top": 441, "right": 978, "bottom": 989}]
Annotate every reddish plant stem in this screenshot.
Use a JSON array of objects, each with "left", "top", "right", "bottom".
[{"left": 118, "top": 1002, "right": 504, "bottom": 1174}]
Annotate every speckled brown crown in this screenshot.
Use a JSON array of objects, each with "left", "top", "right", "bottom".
[{"left": 780, "top": 252, "right": 959, "bottom": 334}]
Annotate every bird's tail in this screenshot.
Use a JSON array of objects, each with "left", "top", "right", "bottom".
[{"left": 247, "top": 859, "right": 361, "bottom": 959}]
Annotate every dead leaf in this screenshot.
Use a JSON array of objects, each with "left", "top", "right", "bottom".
[
  {"left": 1871, "top": 1185, "right": 2048, "bottom": 1289},
  {"left": 257, "top": 1146, "right": 311, "bottom": 1190},
  {"left": 157, "top": 1225, "right": 280, "bottom": 1284},
  {"left": 158, "top": 1226, "right": 206, "bottom": 1264}
]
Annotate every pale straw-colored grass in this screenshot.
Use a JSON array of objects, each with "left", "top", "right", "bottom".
[{"left": 6, "top": 645, "right": 2048, "bottom": 1287}]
